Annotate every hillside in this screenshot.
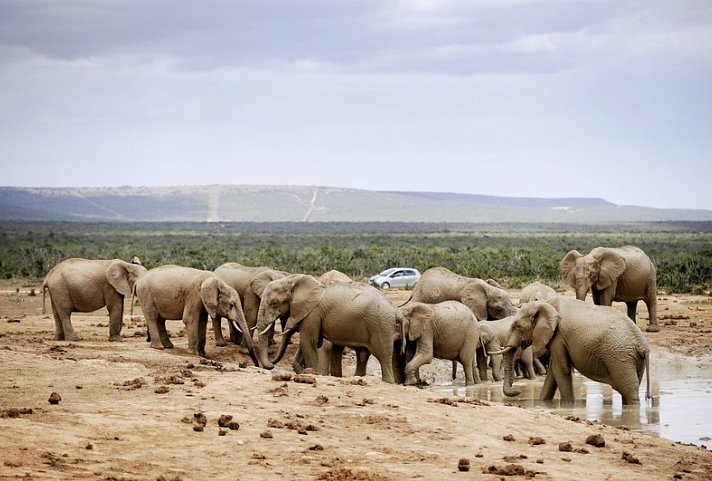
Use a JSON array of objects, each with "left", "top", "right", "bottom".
[{"left": 1, "top": 185, "right": 710, "bottom": 223}]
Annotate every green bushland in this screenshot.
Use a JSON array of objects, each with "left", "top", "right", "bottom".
[{"left": 1, "top": 221, "right": 710, "bottom": 294}]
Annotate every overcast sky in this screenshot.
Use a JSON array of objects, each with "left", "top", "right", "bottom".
[{"left": 1, "top": 1, "right": 710, "bottom": 209}]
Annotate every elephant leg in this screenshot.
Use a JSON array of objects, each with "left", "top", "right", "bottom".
[
  {"left": 451, "top": 360, "right": 458, "bottom": 380},
  {"left": 327, "top": 343, "right": 344, "bottom": 377},
  {"left": 391, "top": 344, "right": 405, "bottom": 385},
  {"left": 355, "top": 348, "right": 370, "bottom": 377},
  {"left": 291, "top": 346, "right": 305, "bottom": 374},
  {"left": 533, "top": 357, "right": 547, "bottom": 375},
  {"left": 644, "top": 288, "right": 659, "bottom": 332},
  {"left": 405, "top": 342, "right": 432, "bottom": 385},
  {"left": 521, "top": 347, "right": 537, "bottom": 380},
  {"left": 626, "top": 301, "right": 638, "bottom": 324},
  {"left": 490, "top": 353, "right": 502, "bottom": 382},
  {"left": 540, "top": 370, "right": 558, "bottom": 401},
  {"left": 50, "top": 302, "right": 80, "bottom": 341},
  {"left": 155, "top": 316, "right": 174, "bottom": 349},
  {"left": 106, "top": 291, "right": 124, "bottom": 342},
  {"left": 548, "top": 345, "right": 574, "bottom": 403},
  {"left": 459, "top": 354, "right": 475, "bottom": 386},
  {"left": 212, "top": 316, "right": 228, "bottom": 347},
  {"left": 195, "top": 311, "right": 208, "bottom": 357},
  {"left": 608, "top": 362, "right": 642, "bottom": 405},
  {"left": 476, "top": 348, "right": 488, "bottom": 382},
  {"left": 369, "top": 338, "right": 396, "bottom": 384}
]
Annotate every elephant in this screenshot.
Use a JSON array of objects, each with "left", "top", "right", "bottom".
[
  {"left": 42, "top": 257, "right": 147, "bottom": 342},
  {"left": 253, "top": 274, "right": 404, "bottom": 384},
  {"left": 477, "top": 316, "right": 545, "bottom": 382},
  {"left": 493, "top": 297, "right": 651, "bottom": 405},
  {"left": 399, "top": 301, "right": 481, "bottom": 386},
  {"left": 135, "top": 265, "right": 256, "bottom": 363},
  {"left": 560, "top": 245, "right": 659, "bottom": 332},
  {"left": 403, "top": 267, "right": 516, "bottom": 321},
  {"left": 518, "top": 280, "right": 557, "bottom": 304},
  {"left": 213, "top": 263, "right": 288, "bottom": 347}
]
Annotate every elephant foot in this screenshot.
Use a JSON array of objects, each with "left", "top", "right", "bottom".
[
  {"left": 215, "top": 339, "right": 228, "bottom": 347},
  {"left": 646, "top": 324, "right": 660, "bottom": 333},
  {"left": 149, "top": 343, "right": 165, "bottom": 350},
  {"left": 108, "top": 335, "right": 124, "bottom": 342},
  {"left": 65, "top": 333, "right": 81, "bottom": 342}
]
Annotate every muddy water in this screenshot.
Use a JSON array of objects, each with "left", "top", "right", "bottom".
[{"left": 425, "top": 347, "right": 712, "bottom": 447}]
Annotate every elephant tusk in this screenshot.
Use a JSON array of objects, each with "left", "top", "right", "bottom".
[
  {"left": 488, "top": 346, "right": 514, "bottom": 356},
  {"left": 229, "top": 319, "right": 243, "bottom": 334},
  {"left": 258, "top": 321, "right": 275, "bottom": 336},
  {"left": 281, "top": 328, "right": 291, "bottom": 337}
]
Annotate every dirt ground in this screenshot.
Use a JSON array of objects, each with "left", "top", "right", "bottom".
[{"left": 1, "top": 279, "right": 711, "bottom": 481}]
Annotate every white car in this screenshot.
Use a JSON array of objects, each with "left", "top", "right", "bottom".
[{"left": 368, "top": 268, "right": 421, "bottom": 289}]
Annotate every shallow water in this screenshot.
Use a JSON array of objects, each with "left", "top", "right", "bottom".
[{"left": 427, "top": 346, "right": 712, "bottom": 447}]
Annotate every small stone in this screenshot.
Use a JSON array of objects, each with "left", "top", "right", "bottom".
[
  {"left": 503, "top": 434, "right": 515, "bottom": 442},
  {"left": 85, "top": 442, "right": 93, "bottom": 450},
  {"left": 529, "top": 436, "right": 546, "bottom": 445},
  {"left": 193, "top": 412, "right": 207, "bottom": 426},
  {"left": 218, "top": 429, "right": 227, "bottom": 436},
  {"left": 154, "top": 386, "right": 169, "bottom": 394},
  {"left": 260, "top": 431, "right": 273, "bottom": 439},
  {"left": 586, "top": 434, "right": 606, "bottom": 447},
  {"left": 217, "top": 415, "right": 233, "bottom": 427},
  {"left": 48, "top": 392, "right": 61, "bottom": 405},
  {"left": 458, "top": 458, "right": 470, "bottom": 472},
  {"left": 559, "top": 442, "right": 573, "bottom": 452},
  {"left": 193, "top": 425, "right": 204, "bottom": 432},
  {"left": 622, "top": 452, "right": 641, "bottom": 464},
  {"left": 227, "top": 421, "right": 240, "bottom": 431}
]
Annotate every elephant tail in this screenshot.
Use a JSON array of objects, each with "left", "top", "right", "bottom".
[
  {"left": 644, "top": 347, "right": 652, "bottom": 401},
  {"left": 397, "top": 292, "right": 414, "bottom": 308},
  {"left": 42, "top": 281, "right": 48, "bottom": 314}
]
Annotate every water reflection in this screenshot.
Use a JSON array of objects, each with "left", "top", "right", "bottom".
[{"left": 429, "top": 347, "right": 712, "bottom": 447}]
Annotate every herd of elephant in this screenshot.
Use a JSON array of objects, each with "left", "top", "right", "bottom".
[{"left": 41, "top": 245, "right": 659, "bottom": 405}]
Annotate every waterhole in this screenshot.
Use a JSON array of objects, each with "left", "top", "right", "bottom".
[{"left": 427, "top": 346, "right": 712, "bottom": 447}]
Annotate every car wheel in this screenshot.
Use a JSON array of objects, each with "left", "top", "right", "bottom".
[{"left": 381, "top": 282, "right": 390, "bottom": 290}]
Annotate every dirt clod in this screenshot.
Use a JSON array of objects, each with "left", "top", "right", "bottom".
[
  {"left": 154, "top": 386, "right": 170, "bottom": 394},
  {"left": 260, "top": 431, "right": 273, "bottom": 439},
  {"left": 294, "top": 374, "right": 317, "bottom": 384},
  {"left": 272, "top": 372, "right": 293, "bottom": 382},
  {"left": 1, "top": 408, "right": 33, "bottom": 418},
  {"left": 503, "top": 434, "right": 515, "bottom": 442},
  {"left": 529, "top": 436, "right": 546, "bottom": 445},
  {"left": 458, "top": 458, "right": 470, "bottom": 471},
  {"left": 484, "top": 464, "right": 537, "bottom": 477},
  {"left": 48, "top": 392, "right": 61, "bottom": 404},
  {"left": 622, "top": 452, "right": 641, "bottom": 464},
  {"left": 217, "top": 414, "right": 233, "bottom": 427},
  {"left": 193, "top": 412, "right": 207, "bottom": 426},
  {"left": 586, "top": 434, "right": 606, "bottom": 448},
  {"left": 559, "top": 442, "right": 573, "bottom": 452}
]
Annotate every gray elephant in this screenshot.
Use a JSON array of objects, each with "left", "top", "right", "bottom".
[
  {"left": 478, "top": 316, "right": 545, "bottom": 382},
  {"left": 518, "top": 280, "right": 557, "bottom": 304},
  {"left": 42, "top": 257, "right": 147, "bottom": 342},
  {"left": 253, "top": 274, "right": 404, "bottom": 384},
  {"left": 400, "top": 301, "right": 481, "bottom": 386},
  {"left": 403, "top": 267, "right": 516, "bottom": 321},
  {"left": 213, "top": 263, "right": 287, "bottom": 347},
  {"left": 135, "top": 265, "right": 256, "bottom": 363},
  {"left": 494, "top": 297, "right": 651, "bottom": 405},
  {"left": 560, "top": 245, "right": 659, "bottom": 332}
]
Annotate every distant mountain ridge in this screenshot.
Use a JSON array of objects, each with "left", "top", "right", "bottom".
[{"left": 0, "top": 185, "right": 710, "bottom": 223}]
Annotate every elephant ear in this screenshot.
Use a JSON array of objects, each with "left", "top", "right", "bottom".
[
  {"left": 105, "top": 260, "right": 132, "bottom": 296},
  {"left": 199, "top": 276, "right": 222, "bottom": 320},
  {"left": 285, "top": 275, "right": 325, "bottom": 329},
  {"left": 250, "top": 270, "right": 282, "bottom": 297},
  {"left": 407, "top": 304, "right": 433, "bottom": 341},
  {"left": 460, "top": 282, "right": 487, "bottom": 320},
  {"left": 560, "top": 250, "right": 582, "bottom": 288},
  {"left": 595, "top": 249, "right": 626, "bottom": 291},
  {"left": 530, "top": 301, "right": 560, "bottom": 358}
]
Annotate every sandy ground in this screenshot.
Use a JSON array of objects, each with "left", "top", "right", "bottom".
[{"left": 1, "top": 279, "right": 711, "bottom": 481}]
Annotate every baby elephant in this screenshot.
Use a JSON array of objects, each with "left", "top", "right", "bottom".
[
  {"left": 400, "top": 301, "right": 481, "bottom": 386},
  {"left": 135, "top": 265, "right": 255, "bottom": 362}
]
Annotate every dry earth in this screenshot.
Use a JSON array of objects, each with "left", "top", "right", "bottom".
[{"left": 1, "top": 279, "right": 711, "bottom": 481}]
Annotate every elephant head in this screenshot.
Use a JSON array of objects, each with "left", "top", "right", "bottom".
[
  {"left": 253, "top": 274, "right": 325, "bottom": 369},
  {"left": 461, "top": 279, "right": 516, "bottom": 320},
  {"left": 399, "top": 303, "right": 434, "bottom": 342},
  {"left": 106, "top": 259, "right": 147, "bottom": 297},
  {"left": 560, "top": 249, "right": 626, "bottom": 301},
  {"left": 495, "top": 300, "right": 560, "bottom": 397},
  {"left": 200, "top": 276, "right": 256, "bottom": 363}
]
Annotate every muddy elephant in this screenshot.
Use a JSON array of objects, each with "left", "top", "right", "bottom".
[
  {"left": 400, "top": 301, "right": 481, "bottom": 386},
  {"left": 518, "top": 281, "right": 557, "bottom": 304},
  {"left": 135, "top": 265, "right": 256, "bottom": 363},
  {"left": 254, "top": 274, "right": 404, "bottom": 383},
  {"left": 478, "top": 316, "right": 545, "bottom": 382},
  {"left": 403, "top": 267, "right": 516, "bottom": 321},
  {"left": 560, "top": 245, "right": 659, "bottom": 332},
  {"left": 42, "top": 257, "right": 147, "bottom": 342},
  {"left": 213, "top": 263, "right": 288, "bottom": 347},
  {"left": 494, "top": 297, "right": 651, "bottom": 405}
]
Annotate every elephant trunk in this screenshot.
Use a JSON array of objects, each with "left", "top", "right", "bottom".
[
  {"left": 502, "top": 349, "right": 522, "bottom": 397},
  {"left": 575, "top": 280, "right": 589, "bottom": 301},
  {"left": 230, "top": 318, "right": 258, "bottom": 366},
  {"left": 269, "top": 328, "right": 294, "bottom": 365},
  {"left": 254, "top": 305, "right": 276, "bottom": 369}
]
